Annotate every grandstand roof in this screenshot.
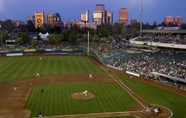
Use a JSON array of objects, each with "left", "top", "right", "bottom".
[{"left": 140, "top": 29, "right": 186, "bottom": 34}]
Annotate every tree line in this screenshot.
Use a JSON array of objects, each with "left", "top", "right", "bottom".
[{"left": 1, "top": 19, "right": 186, "bottom": 46}]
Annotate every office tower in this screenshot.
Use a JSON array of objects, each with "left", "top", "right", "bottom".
[
  {"left": 130, "top": 18, "right": 137, "bottom": 25},
  {"left": 28, "top": 16, "right": 35, "bottom": 26},
  {"left": 106, "top": 11, "right": 113, "bottom": 24},
  {"left": 81, "top": 10, "right": 89, "bottom": 23},
  {"left": 93, "top": 4, "right": 113, "bottom": 25},
  {"left": 96, "top": 4, "right": 105, "bottom": 11},
  {"left": 93, "top": 11, "right": 103, "bottom": 25},
  {"left": 174, "top": 16, "right": 182, "bottom": 25},
  {"left": 46, "top": 13, "right": 55, "bottom": 27},
  {"left": 35, "top": 11, "right": 45, "bottom": 28},
  {"left": 54, "top": 13, "right": 62, "bottom": 27},
  {"left": 165, "top": 16, "right": 174, "bottom": 25},
  {"left": 118, "top": 8, "right": 128, "bottom": 25}
]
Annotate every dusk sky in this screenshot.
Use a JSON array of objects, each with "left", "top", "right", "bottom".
[{"left": 0, "top": 0, "right": 185, "bottom": 25}]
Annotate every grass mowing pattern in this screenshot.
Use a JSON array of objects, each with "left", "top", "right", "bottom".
[
  {"left": 117, "top": 74, "right": 186, "bottom": 118},
  {"left": 0, "top": 56, "right": 105, "bottom": 83},
  {"left": 25, "top": 83, "right": 137, "bottom": 117}
]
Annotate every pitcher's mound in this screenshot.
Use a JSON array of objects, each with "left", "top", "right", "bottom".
[{"left": 71, "top": 92, "right": 94, "bottom": 100}]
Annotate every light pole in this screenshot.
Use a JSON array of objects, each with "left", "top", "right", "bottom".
[
  {"left": 140, "top": 0, "right": 143, "bottom": 32},
  {"left": 0, "top": 24, "right": 2, "bottom": 46},
  {"left": 87, "top": 31, "right": 90, "bottom": 55}
]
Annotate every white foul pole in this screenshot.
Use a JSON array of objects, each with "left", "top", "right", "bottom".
[{"left": 87, "top": 31, "right": 89, "bottom": 55}]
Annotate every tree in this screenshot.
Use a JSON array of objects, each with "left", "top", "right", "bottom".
[
  {"left": 48, "top": 34, "right": 60, "bottom": 44},
  {"left": 68, "top": 30, "right": 77, "bottom": 44},
  {"left": 21, "top": 33, "right": 30, "bottom": 43},
  {"left": 15, "top": 37, "right": 24, "bottom": 45},
  {"left": 131, "top": 28, "right": 138, "bottom": 37},
  {"left": 53, "top": 26, "right": 62, "bottom": 34},
  {"left": 121, "top": 27, "right": 128, "bottom": 36},
  {"left": 26, "top": 20, "right": 35, "bottom": 32},
  {"left": 2, "top": 19, "right": 16, "bottom": 32},
  {"left": 31, "top": 39, "right": 38, "bottom": 47},
  {"left": 92, "top": 34, "right": 99, "bottom": 42},
  {"left": 1, "top": 30, "right": 8, "bottom": 42}
]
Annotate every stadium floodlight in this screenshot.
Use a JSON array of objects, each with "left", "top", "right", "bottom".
[{"left": 140, "top": 0, "right": 143, "bottom": 32}]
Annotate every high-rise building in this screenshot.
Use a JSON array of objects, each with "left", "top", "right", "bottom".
[
  {"left": 93, "top": 11, "right": 103, "bottom": 25},
  {"left": 174, "top": 16, "right": 183, "bottom": 25},
  {"left": 28, "top": 16, "right": 35, "bottom": 26},
  {"left": 35, "top": 11, "right": 45, "bottom": 28},
  {"left": 54, "top": 13, "right": 62, "bottom": 27},
  {"left": 81, "top": 10, "right": 89, "bottom": 23},
  {"left": 165, "top": 16, "right": 174, "bottom": 25},
  {"left": 106, "top": 11, "right": 113, "bottom": 24},
  {"left": 118, "top": 8, "right": 128, "bottom": 25},
  {"left": 130, "top": 18, "right": 137, "bottom": 25},
  {"left": 46, "top": 13, "right": 55, "bottom": 27},
  {"left": 93, "top": 4, "right": 113, "bottom": 25}
]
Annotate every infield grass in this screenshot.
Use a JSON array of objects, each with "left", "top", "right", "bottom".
[{"left": 25, "top": 83, "right": 137, "bottom": 117}]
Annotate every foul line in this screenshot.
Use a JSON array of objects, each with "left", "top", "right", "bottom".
[
  {"left": 92, "top": 59, "right": 146, "bottom": 108},
  {"left": 126, "top": 80, "right": 134, "bottom": 85}
]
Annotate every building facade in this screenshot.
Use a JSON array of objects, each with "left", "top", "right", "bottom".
[
  {"left": 130, "top": 18, "right": 137, "bottom": 25},
  {"left": 54, "top": 13, "right": 62, "bottom": 27},
  {"left": 35, "top": 11, "right": 45, "bottom": 28},
  {"left": 81, "top": 10, "right": 89, "bottom": 23},
  {"left": 106, "top": 11, "right": 113, "bottom": 24},
  {"left": 174, "top": 16, "right": 183, "bottom": 25},
  {"left": 165, "top": 16, "right": 183, "bottom": 25},
  {"left": 118, "top": 8, "right": 128, "bottom": 25},
  {"left": 28, "top": 16, "right": 35, "bottom": 26},
  {"left": 93, "top": 4, "right": 113, "bottom": 25},
  {"left": 46, "top": 13, "right": 55, "bottom": 27}
]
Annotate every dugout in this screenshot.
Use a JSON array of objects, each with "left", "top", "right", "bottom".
[{"left": 151, "top": 72, "right": 186, "bottom": 89}]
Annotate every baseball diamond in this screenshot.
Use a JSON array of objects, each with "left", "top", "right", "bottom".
[{"left": 0, "top": 55, "right": 186, "bottom": 118}]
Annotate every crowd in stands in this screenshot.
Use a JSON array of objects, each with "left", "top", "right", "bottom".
[
  {"left": 78, "top": 36, "right": 130, "bottom": 58},
  {"left": 101, "top": 48, "right": 186, "bottom": 90},
  {"left": 136, "top": 34, "right": 186, "bottom": 45}
]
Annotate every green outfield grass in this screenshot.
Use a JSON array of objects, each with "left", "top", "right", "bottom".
[
  {"left": 25, "top": 83, "right": 137, "bottom": 117},
  {"left": 117, "top": 74, "right": 186, "bottom": 118},
  {"left": 1, "top": 56, "right": 186, "bottom": 118},
  {"left": 0, "top": 56, "right": 105, "bottom": 83}
]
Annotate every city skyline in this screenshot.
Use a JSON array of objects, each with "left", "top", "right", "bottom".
[{"left": 0, "top": 0, "right": 185, "bottom": 25}]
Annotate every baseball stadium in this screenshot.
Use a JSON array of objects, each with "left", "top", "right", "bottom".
[{"left": 1, "top": 28, "right": 186, "bottom": 118}]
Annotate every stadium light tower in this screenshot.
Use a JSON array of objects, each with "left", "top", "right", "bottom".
[
  {"left": 140, "top": 0, "right": 143, "bottom": 32},
  {"left": 87, "top": 31, "right": 90, "bottom": 55},
  {"left": 0, "top": 24, "right": 2, "bottom": 46}
]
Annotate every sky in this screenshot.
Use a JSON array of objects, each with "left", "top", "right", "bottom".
[{"left": 0, "top": 0, "right": 185, "bottom": 25}]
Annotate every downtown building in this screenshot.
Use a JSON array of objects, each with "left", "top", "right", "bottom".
[
  {"left": 118, "top": 8, "right": 128, "bottom": 25},
  {"left": 34, "top": 11, "right": 62, "bottom": 28},
  {"left": 92, "top": 4, "right": 113, "bottom": 25},
  {"left": 46, "top": 13, "right": 62, "bottom": 28},
  {"left": 165, "top": 16, "right": 183, "bottom": 25},
  {"left": 28, "top": 15, "right": 35, "bottom": 26},
  {"left": 74, "top": 10, "right": 97, "bottom": 29},
  {"left": 130, "top": 18, "right": 137, "bottom": 25}
]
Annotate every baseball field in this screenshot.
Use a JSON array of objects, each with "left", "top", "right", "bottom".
[{"left": 0, "top": 55, "right": 186, "bottom": 118}]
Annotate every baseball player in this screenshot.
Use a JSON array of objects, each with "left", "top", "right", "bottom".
[
  {"left": 39, "top": 57, "right": 42, "bottom": 60},
  {"left": 14, "top": 85, "right": 17, "bottom": 91},
  {"left": 89, "top": 74, "right": 93, "bottom": 79},
  {"left": 36, "top": 72, "right": 40, "bottom": 77}
]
